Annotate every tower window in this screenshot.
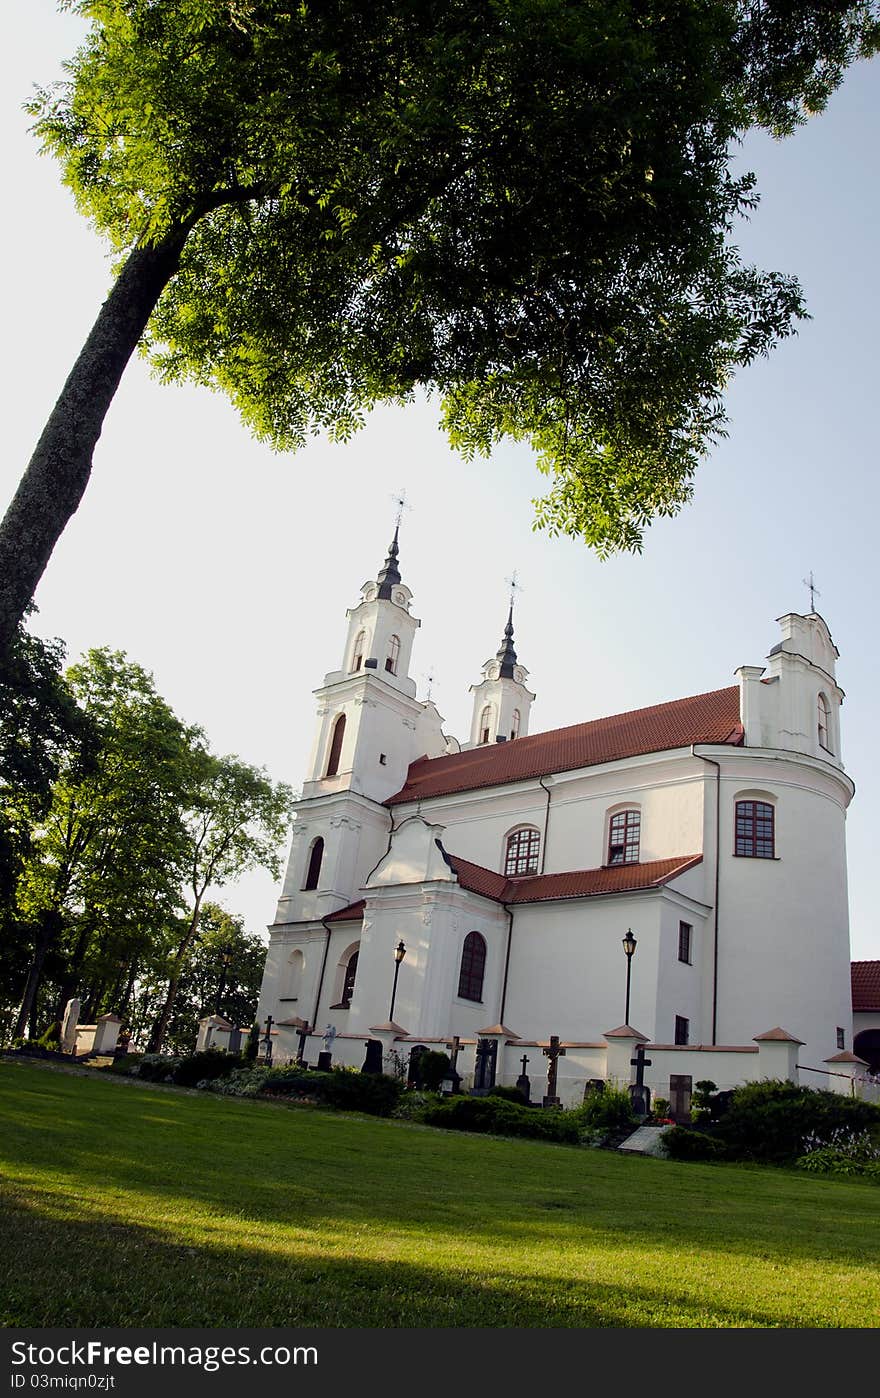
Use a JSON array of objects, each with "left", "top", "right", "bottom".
[
  {"left": 326, "top": 713, "right": 346, "bottom": 777},
  {"left": 836, "top": 1027, "right": 845, "bottom": 1050},
  {"left": 479, "top": 705, "right": 493, "bottom": 745},
  {"left": 678, "top": 921, "right": 692, "bottom": 964},
  {"left": 735, "top": 800, "right": 775, "bottom": 858},
  {"left": 504, "top": 827, "right": 540, "bottom": 877},
  {"left": 818, "top": 693, "right": 831, "bottom": 752},
  {"left": 607, "top": 809, "right": 640, "bottom": 866},
  {"left": 674, "top": 1015, "right": 689, "bottom": 1046},
  {"left": 510, "top": 709, "right": 521, "bottom": 740},
  {"left": 385, "top": 634, "right": 400, "bottom": 674},
  {"left": 457, "top": 932, "right": 487, "bottom": 1002},
  {"left": 303, "top": 837, "right": 324, "bottom": 891},
  {"left": 351, "top": 630, "right": 366, "bottom": 672}
]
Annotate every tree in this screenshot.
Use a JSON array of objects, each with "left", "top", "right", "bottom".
[
  {"left": 160, "top": 902, "right": 266, "bottom": 1053},
  {"left": 10, "top": 648, "right": 196, "bottom": 1038},
  {"left": 147, "top": 750, "right": 292, "bottom": 1051},
  {"left": 1, "top": 1, "right": 877, "bottom": 651}
]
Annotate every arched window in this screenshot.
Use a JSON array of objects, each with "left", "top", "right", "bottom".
[
  {"left": 504, "top": 827, "right": 540, "bottom": 877},
  {"left": 608, "top": 809, "right": 640, "bottom": 865},
  {"left": 818, "top": 693, "right": 831, "bottom": 751},
  {"left": 479, "top": 705, "right": 493, "bottom": 745},
  {"left": 326, "top": 714, "right": 345, "bottom": 776},
  {"left": 351, "top": 631, "right": 366, "bottom": 672},
  {"left": 735, "top": 800, "right": 775, "bottom": 858},
  {"left": 385, "top": 635, "right": 400, "bottom": 674},
  {"left": 283, "top": 949, "right": 303, "bottom": 1001},
  {"left": 457, "top": 931, "right": 487, "bottom": 1002},
  {"left": 303, "top": 837, "right": 324, "bottom": 891},
  {"left": 510, "top": 709, "right": 521, "bottom": 740},
  {"left": 341, "top": 949, "right": 359, "bottom": 1008}
]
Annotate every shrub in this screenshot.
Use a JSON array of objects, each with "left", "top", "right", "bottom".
[
  {"left": 36, "top": 1022, "right": 62, "bottom": 1050},
  {"left": 663, "top": 1127, "right": 728, "bottom": 1162},
  {"left": 244, "top": 1024, "right": 260, "bottom": 1061},
  {"left": 417, "top": 1050, "right": 451, "bottom": 1092},
  {"left": 260, "top": 1066, "right": 403, "bottom": 1117},
  {"left": 392, "top": 1090, "right": 440, "bottom": 1122},
  {"left": 571, "top": 1085, "right": 637, "bottom": 1134},
  {"left": 172, "top": 1050, "right": 245, "bottom": 1087},
  {"left": 424, "top": 1095, "right": 580, "bottom": 1144},
  {"left": 136, "top": 1054, "right": 182, "bottom": 1082},
  {"left": 716, "top": 1080, "right": 880, "bottom": 1164},
  {"left": 488, "top": 1084, "right": 529, "bottom": 1105}
]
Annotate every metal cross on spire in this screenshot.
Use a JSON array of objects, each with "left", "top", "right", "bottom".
[
  {"left": 505, "top": 569, "right": 524, "bottom": 611},
  {"left": 803, "top": 571, "right": 821, "bottom": 613},
  {"left": 423, "top": 664, "right": 436, "bottom": 702},
  {"left": 391, "top": 488, "right": 412, "bottom": 531}
]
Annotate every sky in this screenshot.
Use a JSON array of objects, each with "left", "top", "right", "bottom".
[{"left": 3, "top": 8, "right": 879, "bottom": 958}]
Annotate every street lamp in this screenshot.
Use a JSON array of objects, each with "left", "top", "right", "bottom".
[
  {"left": 389, "top": 940, "right": 407, "bottom": 1021},
  {"left": 622, "top": 929, "right": 637, "bottom": 1025}
]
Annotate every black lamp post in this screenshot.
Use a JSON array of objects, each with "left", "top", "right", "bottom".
[
  {"left": 389, "top": 940, "right": 406, "bottom": 1021},
  {"left": 622, "top": 929, "right": 637, "bottom": 1024},
  {"left": 215, "top": 945, "right": 234, "bottom": 1015}
]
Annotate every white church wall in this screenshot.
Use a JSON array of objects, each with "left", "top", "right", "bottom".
[{"left": 711, "top": 750, "right": 853, "bottom": 1075}]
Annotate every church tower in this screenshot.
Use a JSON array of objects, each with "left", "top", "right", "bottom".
[
  {"left": 272, "top": 528, "right": 451, "bottom": 928},
  {"left": 467, "top": 605, "right": 536, "bottom": 747}
]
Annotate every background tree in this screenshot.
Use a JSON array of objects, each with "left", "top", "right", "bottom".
[
  {"left": 160, "top": 903, "right": 266, "bottom": 1054},
  {"left": 147, "top": 752, "right": 293, "bottom": 1051},
  {"left": 1, "top": 0, "right": 878, "bottom": 651}
]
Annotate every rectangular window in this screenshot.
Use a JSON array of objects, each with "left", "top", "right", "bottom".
[
  {"left": 674, "top": 1015, "right": 689, "bottom": 1046},
  {"left": 678, "top": 921, "right": 692, "bottom": 964},
  {"left": 735, "top": 800, "right": 775, "bottom": 858},
  {"left": 836, "top": 1026, "right": 845, "bottom": 1050}
]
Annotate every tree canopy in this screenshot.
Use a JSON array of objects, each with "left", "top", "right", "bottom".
[{"left": 0, "top": 1, "right": 877, "bottom": 649}]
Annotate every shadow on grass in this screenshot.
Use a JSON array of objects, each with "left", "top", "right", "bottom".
[{"left": 0, "top": 1188, "right": 817, "bottom": 1330}]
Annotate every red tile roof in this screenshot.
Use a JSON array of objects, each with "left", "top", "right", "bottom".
[
  {"left": 321, "top": 855, "right": 701, "bottom": 924},
  {"left": 326, "top": 899, "right": 366, "bottom": 922},
  {"left": 852, "top": 960, "right": 880, "bottom": 1011},
  {"left": 387, "top": 686, "right": 742, "bottom": 804}
]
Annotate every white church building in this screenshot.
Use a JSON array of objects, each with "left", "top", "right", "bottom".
[{"left": 254, "top": 531, "right": 866, "bottom": 1108}]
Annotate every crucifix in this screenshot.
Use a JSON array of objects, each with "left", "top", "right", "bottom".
[
  {"left": 803, "top": 570, "right": 821, "bottom": 613},
  {"left": 262, "top": 1015, "right": 274, "bottom": 1065},
  {"left": 542, "top": 1035, "right": 566, "bottom": 1107},
  {"left": 448, "top": 1035, "right": 461, "bottom": 1076}
]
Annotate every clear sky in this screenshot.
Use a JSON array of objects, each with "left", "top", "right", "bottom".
[{"left": 3, "top": 7, "right": 879, "bottom": 958}]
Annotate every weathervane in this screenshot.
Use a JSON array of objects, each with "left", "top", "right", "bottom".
[{"left": 803, "top": 571, "right": 821, "bottom": 613}]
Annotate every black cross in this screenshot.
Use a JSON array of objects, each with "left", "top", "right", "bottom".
[
  {"left": 803, "top": 570, "right": 821, "bottom": 613},
  {"left": 520, "top": 1053, "right": 530, "bottom": 1076},
  {"left": 630, "top": 1042, "right": 652, "bottom": 1087},
  {"left": 448, "top": 1035, "right": 461, "bottom": 1074},
  {"left": 295, "top": 1020, "right": 311, "bottom": 1066},
  {"left": 262, "top": 1015, "right": 274, "bottom": 1065}
]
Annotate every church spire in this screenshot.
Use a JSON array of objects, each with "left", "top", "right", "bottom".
[
  {"left": 496, "top": 604, "right": 518, "bottom": 678},
  {"left": 376, "top": 524, "right": 402, "bottom": 600}
]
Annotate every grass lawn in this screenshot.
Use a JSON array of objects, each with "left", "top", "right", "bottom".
[{"left": 1, "top": 1060, "right": 878, "bottom": 1328}]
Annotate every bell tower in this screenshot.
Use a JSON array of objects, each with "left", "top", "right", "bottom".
[
  {"left": 272, "top": 527, "right": 451, "bottom": 927},
  {"left": 467, "top": 604, "right": 536, "bottom": 747}
]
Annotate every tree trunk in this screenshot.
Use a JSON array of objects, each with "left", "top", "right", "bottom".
[
  {"left": 14, "top": 909, "right": 63, "bottom": 1039},
  {"left": 147, "top": 896, "right": 203, "bottom": 1053},
  {"left": 0, "top": 226, "right": 189, "bottom": 655}
]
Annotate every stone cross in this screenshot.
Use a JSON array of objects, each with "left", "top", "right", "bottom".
[
  {"left": 629, "top": 1042, "right": 653, "bottom": 1118},
  {"left": 295, "top": 1020, "right": 311, "bottom": 1066},
  {"left": 516, "top": 1053, "right": 531, "bottom": 1103},
  {"left": 542, "top": 1035, "right": 566, "bottom": 1107},
  {"left": 262, "top": 1014, "right": 274, "bottom": 1065}
]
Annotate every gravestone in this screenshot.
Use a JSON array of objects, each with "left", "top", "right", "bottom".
[
  {"left": 516, "top": 1052, "right": 531, "bottom": 1103},
  {"left": 362, "top": 1038, "right": 383, "bottom": 1074},
  {"left": 629, "top": 1042, "right": 652, "bottom": 1119},
  {"left": 472, "top": 1037, "right": 498, "bottom": 1094},
  {"left": 60, "top": 998, "right": 81, "bottom": 1055},
  {"left": 317, "top": 1051, "right": 333, "bottom": 1071},
  {"left": 407, "top": 1045, "right": 428, "bottom": 1087},
  {"left": 669, "top": 1074, "right": 692, "bottom": 1123}
]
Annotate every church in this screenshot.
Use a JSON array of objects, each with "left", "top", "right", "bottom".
[{"left": 254, "top": 530, "right": 864, "bottom": 1107}]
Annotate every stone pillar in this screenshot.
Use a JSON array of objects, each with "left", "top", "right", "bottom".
[
  {"left": 603, "top": 1025, "right": 649, "bottom": 1088},
  {"left": 92, "top": 1014, "right": 122, "bottom": 1056},
  {"left": 823, "top": 1050, "right": 870, "bottom": 1095},
  {"left": 753, "top": 1027, "right": 803, "bottom": 1083},
  {"left": 475, "top": 1024, "right": 520, "bottom": 1091}
]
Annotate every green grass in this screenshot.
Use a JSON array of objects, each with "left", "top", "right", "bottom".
[{"left": 1, "top": 1060, "right": 879, "bottom": 1328}]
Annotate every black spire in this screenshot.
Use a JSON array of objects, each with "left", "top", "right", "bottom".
[
  {"left": 496, "top": 604, "right": 518, "bottom": 678},
  {"left": 376, "top": 524, "right": 401, "bottom": 600}
]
